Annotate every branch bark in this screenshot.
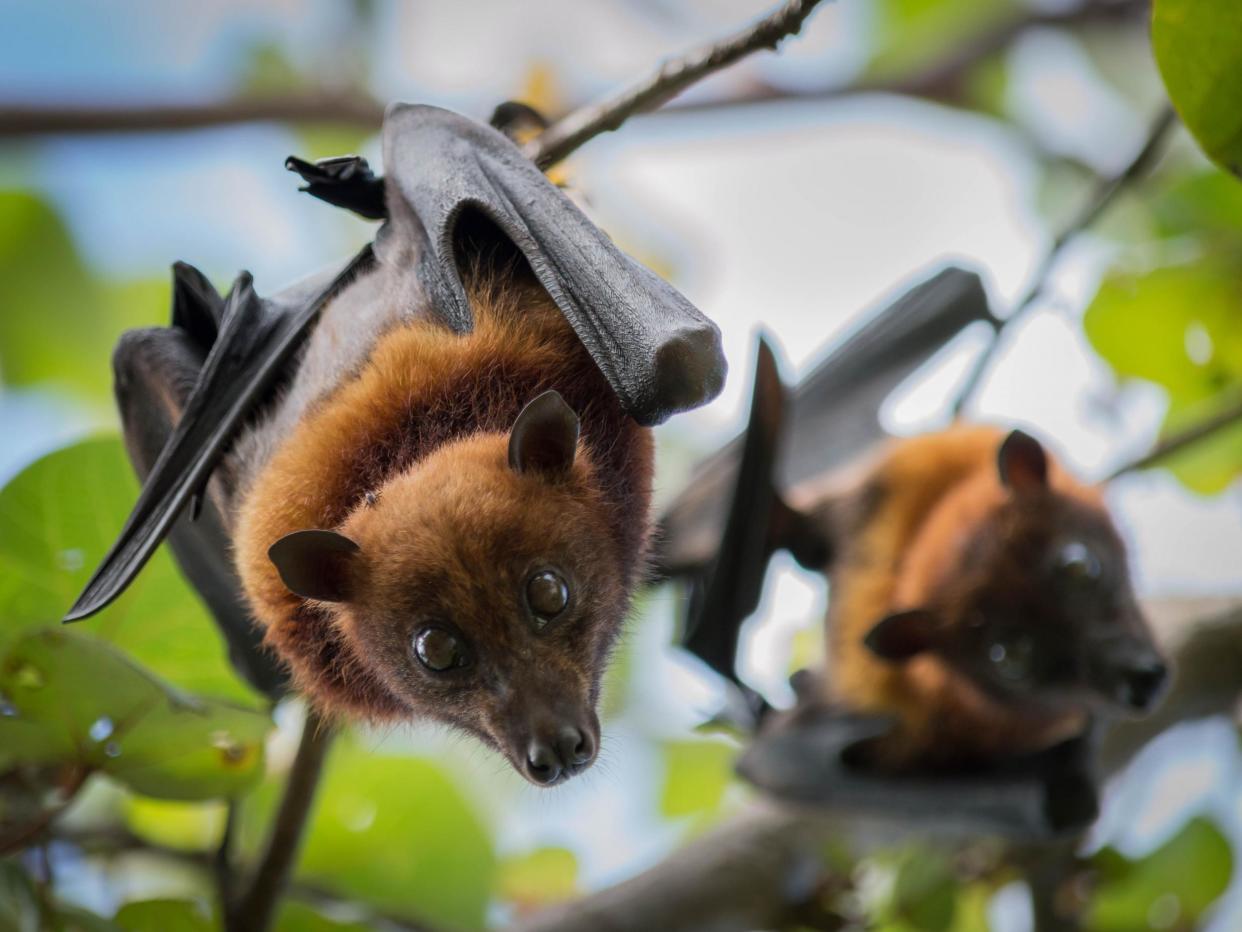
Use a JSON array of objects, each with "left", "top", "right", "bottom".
[
  {"left": 523, "top": 0, "right": 831, "bottom": 169},
  {"left": 515, "top": 598, "right": 1242, "bottom": 932},
  {"left": 228, "top": 708, "right": 334, "bottom": 932},
  {"left": 0, "top": 93, "right": 385, "bottom": 138}
]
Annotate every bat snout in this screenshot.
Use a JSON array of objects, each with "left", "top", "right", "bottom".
[
  {"left": 508, "top": 707, "right": 600, "bottom": 787},
  {"left": 1090, "top": 638, "right": 1169, "bottom": 714},
  {"left": 524, "top": 724, "right": 597, "bottom": 786},
  {"left": 1115, "top": 655, "right": 1169, "bottom": 712}
]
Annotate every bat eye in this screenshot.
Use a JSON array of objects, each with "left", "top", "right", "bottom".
[
  {"left": 988, "top": 631, "right": 1035, "bottom": 682},
  {"left": 1055, "top": 541, "right": 1102, "bottom": 586},
  {"left": 414, "top": 626, "right": 467, "bottom": 672},
  {"left": 527, "top": 570, "right": 569, "bottom": 623}
]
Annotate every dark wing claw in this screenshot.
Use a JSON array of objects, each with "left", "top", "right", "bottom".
[
  {"left": 379, "top": 103, "right": 726, "bottom": 426},
  {"left": 285, "top": 155, "right": 387, "bottom": 220},
  {"left": 738, "top": 708, "right": 1098, "bottom": 839}
]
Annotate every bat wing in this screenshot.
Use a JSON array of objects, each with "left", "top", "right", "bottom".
[
  {"left": 682, "top": 337, "right": 829, "bottom": 692},
  {"left": 657, "top": 267, "right": 994, "bottom": 581},
  {"left": 378, "top": 103, "right": 726, "bottom": 427},
  {"left": 64, "top": 248, "right": 374, "bottom": 624},
  {"left": 737, "top": 708, "right": 1099, "bottom": 838}
]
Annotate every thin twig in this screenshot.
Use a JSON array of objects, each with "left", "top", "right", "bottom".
[
  {"left": 952, "top": 106, "right": 1179, "bottom": 415},
  {"left": 229, "top": 709, "right": 335, "bottom": 932},
  {"left": 1106, "top": 392, "right": 1242, "bottom": 481},
  {"left": 524, "top": 0, "right": 832, "bottom": 169}
]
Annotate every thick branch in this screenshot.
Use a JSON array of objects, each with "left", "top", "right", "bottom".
[
  {"left": 952, "top": 105, "right": 1179, "bottom": 415},
  {"left": 517, "top": 599, "right": 1242, "bottom": 931},
  {"left": 0, "top": 0, "right": 1144, "bottom": 147},
  {"left": 523, "top": 0, "right": 831, "bottom": 169},
  {"left": 0, "top": 94, "right": 385, "bottom": 138},
  {"left": 229, "top": 709, "right": 334, "bottom": 932}
]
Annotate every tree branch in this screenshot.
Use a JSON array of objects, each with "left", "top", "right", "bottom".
[
  {"left": 952, "top": 105, "right": 1179, "bottom": 415},
  {"left": 1106, "top": 392, "right": 1242, "bottom": 481},
  {"left": 516, "top": 598, "right": 1242, "bottom": 931},
  {"left": 0, "top": 93, "right": 385, "bottom": 138},
  {"left": 0, "top": 0, "right": 1145, "bottom": 148},
  {"left": 522, "top": 0, "right": 832, "bottom": 168},
  {"left": 228, "top": 709, "right": 334, "bottom": 932}
]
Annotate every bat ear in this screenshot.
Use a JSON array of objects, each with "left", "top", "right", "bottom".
[
  {"left": 509, "top": 390, "right": 580, "bottom": 477},
  {"left": 864, "top": 609, "right": 942, "bottom": 660},
  {"left": 268, "top": 529, "right": 360, "bottom": 603},
  {"left": 998, "top": 429, "right": 1048, "bottom": 493}
]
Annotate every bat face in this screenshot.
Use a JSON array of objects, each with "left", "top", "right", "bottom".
[
  {"left": 866, "top": 431, "right": 1168, "bottom": 719},
  {"left": 938, "top": 500, "right": 1167, "bottom": 715},
  {"left": 267, "top": 392, "right": 630, "bottom": 786}
]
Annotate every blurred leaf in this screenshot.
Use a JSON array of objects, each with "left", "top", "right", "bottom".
[
  {"left": 1087, "top": 817, "right": 1232, "bottom": 930},
  {"left": 239, "top": 41, "right": 303, "bottom": 95},
  {"left": 0, "top": 437, "right": 258, "bottom": 702},
  {"left": 867, "top": 0, "right": 1017, "bottom": 82},
  {"left": 1153, "top": 0, "right": 1242, "bottom": 177},
  {"left": 660, "top": 739, "right": 735, "bottom": 820},
  {"left": 113, "top": 900, "right": 214, "bottom": 932},
  {"left": 1084, "top": 260, "right": 1242, "bottom": 493},
  {"left": 496, "top": 846, "right": 579, "bottom": 911},
  {"left": 0, "top": 859, "right": 42, "bottom": 932},
  {"left": 242, "top": 735, "right": 495, "bottom": 930},
  {"left": 889, "top": 850, "right": 956, "bottom": 932},
  {"left": 948, "top": 883, "right": 992, "bottom": 932},
  {"left": 0, "top": 629, "right": 269, "bottom": 800},
  {"left": 0, "top": 191, "right": 166, "bottom": 401},
  {"left": 123, "top": 797, "right": 226, "bottom": 852},
  {"left": 275, "top": 903, "right": 370, "bottom": 932},
  {"left": 1149, "top": 168, "right": 1242, "bottom": 241}
]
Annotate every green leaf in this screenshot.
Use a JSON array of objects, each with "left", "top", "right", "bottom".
[
  {"left": 122, "top": 797, "right": 227, "bottom": 853},
  {"left": 0, "top": 629, "right": 269, "bottom": 800},
  {"left": 660, "top": 739, "right": 736, "bottom": 820},
  {"left": 0, "top": 437, "right": 258, "bottom": 703},
  {"left": 1084, "top": 260, "right": 1242, "bottom": 493},
  {"left": 496, "top": 846, "right": 579, "bottom": 910},
  {"left": 0, "top": 191, "right": 167, "bottom": 400},
  {"left": 1153, "top": 0, "right": 1242, "bottom": 177},
  {"left": 274, "top": 903, "right": 370, "bottom": 932},
  {"left": 890, "top": 850, "right": 956, "bottom": 932},
  {"left": 113, "top": 900, "right": 214, "bottom": 932},
  {"left": 867, "top": 0, "right": 1017, "bottom": 82},
  {"left": 242, "top": 734, "right": 496, "bottom": 930},
  {"left": 0, "top": 859, "right": 42, "bottom": 932},
  {"left": 1087, "top": 817, "right": 1233, "bottom": 930}
]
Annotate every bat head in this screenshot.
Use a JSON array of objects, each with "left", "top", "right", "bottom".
[
  {"left": 268, "top": 391, "right": 627, "bottom": 786},
  {"left": 865, "top": 430, "right": 1169, "bottom": 719}
]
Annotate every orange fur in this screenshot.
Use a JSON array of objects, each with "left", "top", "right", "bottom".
[
  {"left": 234, "top": 283, "right": 653, "bottom": 719},
  {"left": 822, "top": 425, "right": 1101, "bottom": 766}
]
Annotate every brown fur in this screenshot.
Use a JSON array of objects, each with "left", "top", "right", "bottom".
[
  {"left": 234, "top": 279, "right": 654, "bottom": 721},
  {"left": 821, "top": 425, "right": 1104, "bottom": 768}
]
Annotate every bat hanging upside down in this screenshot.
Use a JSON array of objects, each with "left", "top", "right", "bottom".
[{"left": 65, "top": 104, "right": 726, "bottom": 786}]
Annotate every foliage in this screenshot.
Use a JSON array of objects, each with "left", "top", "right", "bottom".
[{"left": 1153, "top": 0, "right": 1242, "bottom": 178}]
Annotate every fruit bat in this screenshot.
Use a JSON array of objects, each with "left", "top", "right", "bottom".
[{"left": 64, "top": 104, "right": 726, "bottom": 785}]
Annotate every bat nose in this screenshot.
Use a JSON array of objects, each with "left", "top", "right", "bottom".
[
  {"left": 523, "top": 725, "right": 597, "bottom": 786},
  {"left": 1117, "top": 655, "right": 1169, "bottom": 712}
]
